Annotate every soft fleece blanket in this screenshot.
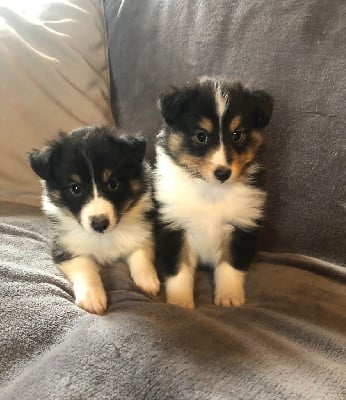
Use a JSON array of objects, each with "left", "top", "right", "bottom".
[{"left": 0, "top": 202, "right": 345, "bottom": 400}]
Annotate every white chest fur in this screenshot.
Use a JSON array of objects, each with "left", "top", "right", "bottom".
[{"left": 155, "top": 148, "right": 266, "bottom": 265}]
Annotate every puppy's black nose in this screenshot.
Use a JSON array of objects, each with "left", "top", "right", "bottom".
[
  {"left": 214, "top": 167, "right": 231, "bottom": 183},
  {"left": 91, "top": 215, "right": 109, "bottom": 233}
]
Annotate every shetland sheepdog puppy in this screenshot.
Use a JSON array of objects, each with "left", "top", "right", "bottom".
[
  {"left": 29, "top": 126, "right": 159, "bottom": 314},
  {"left": 154, "top": 78, "right": 273, "bottom": 308}
]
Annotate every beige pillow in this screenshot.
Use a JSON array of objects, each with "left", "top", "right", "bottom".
[{"left": 0, "top": 0, "right": 114, "bottom": 206}]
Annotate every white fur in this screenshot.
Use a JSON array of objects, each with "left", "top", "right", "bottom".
[
  {"left": 155, "top": 147, "right": 265, "bottom": 266},
  {"left": 214, "top": 262, "right": 245, "bottom": 307},
  {"left": 60, "top": 256, "right": 107, "bottom": 315},
  {"left": 43, "top": 190, "right": 153, "bottom": 265},
  {"left": 210, "top": 143, "right": 227, "bottom": 168},
  {"left": 214, "top": 82, "right": 227, "bottom": 123},
  {"left": 127, "top": 247, "right": 160, "bottom": 296}
]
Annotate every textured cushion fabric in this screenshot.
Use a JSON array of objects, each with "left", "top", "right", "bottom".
[
  {"left": 0, "top": 203, "right": 345, "bottom": 400},
  {"left": 0, "top": 0, "right": 114, "bottom": 206},
  {"left": 104, "top": 0, "right": 346, "bottom": 265}
]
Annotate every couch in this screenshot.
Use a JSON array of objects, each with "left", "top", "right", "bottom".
[{"left": 1, "top": 1, "right": 345, "bottom": 399}]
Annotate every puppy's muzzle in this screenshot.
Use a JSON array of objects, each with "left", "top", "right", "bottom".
[
  {"left": 90, "top": 215, "right": 110, "bottom": 233},
  {"left": 214, "top": 167, "right": 231, "bottom": 183}
]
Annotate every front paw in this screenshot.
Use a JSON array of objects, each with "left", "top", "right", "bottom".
[
  {"left": 214, "top": 263, "right": 246, "bottom": 307},
  {"left": 167, "top": 294, "right": 195, "bottom": 309},
  {"left": 166, "top": 275, "right": 195, "bottom": 309},
  {"left": 214, "top": 289, "right": 245, "bottom": 307},
  {"left": 74, "top": 282, "right": 107, "bottom": 315},
  {"left": 133, "top": 269, "right": 160, "bottom": 296},
  {"left": 165, "top": 266, "right": 195, "bottom": 309}
]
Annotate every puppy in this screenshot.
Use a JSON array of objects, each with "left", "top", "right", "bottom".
[
  {"left": 29, "top": 126, "right": 160, "bottom": 315},
  {"left": 154, "top": 78, "right": 273, "bottom": 309}
]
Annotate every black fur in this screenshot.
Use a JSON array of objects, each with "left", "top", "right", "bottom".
[
  {"left": 52, "top": 237, "right": 74, "bottom": 264},
  {"left": 231, "top": 227, "right": 260, "bottom": 271},
  {"left": 153, "top": 217, "right": 185, "bottom": 279}
]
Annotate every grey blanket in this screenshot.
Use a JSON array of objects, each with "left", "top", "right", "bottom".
[{"left": 1, "top": 202, "right": 345, "bottom": 399}]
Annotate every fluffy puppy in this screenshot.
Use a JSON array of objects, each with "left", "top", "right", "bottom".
[
  {"left": 29, "top": 126, "right": 160, "bottom": 314},
  {"left": 154, "top": 78, "right": 273, "bottom": 309}
]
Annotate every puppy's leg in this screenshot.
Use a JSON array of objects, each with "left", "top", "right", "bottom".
[
  {"left": 60, "top": 256, "right": 107, "bottom": 315},
  {"left": 165, "top": 260, "right": 196, "bottom": 309},
  {"left": 214, "top": 227, "right": 258, "bottom": 307},
  {"left": 155, "top": 225, "right": 196, "bottom": 308},
  {"left": 214, "top": 262, "right": 246, "bottom": 307},
  {"left": 127, "top": 245, "right": 160, "bottom": 296}
]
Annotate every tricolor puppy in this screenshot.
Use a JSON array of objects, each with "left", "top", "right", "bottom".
[
  {"left": 29, "top": 126, "right": 160, "bottom": 315},
  {"left": 154, "top": 78, "right": 273, "bottom": 309}
]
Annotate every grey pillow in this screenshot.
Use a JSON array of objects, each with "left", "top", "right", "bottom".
[{"left": 105, "top": 0, "right": 345, "bottom": 264}]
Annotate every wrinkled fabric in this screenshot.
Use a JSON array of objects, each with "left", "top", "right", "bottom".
[{"left": 0, "top": 202, "right": 345, "bottom": 399}]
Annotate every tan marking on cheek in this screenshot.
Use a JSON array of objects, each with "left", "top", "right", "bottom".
[
  {"left": 121, "top": 199, "right": 134, "bottom": 215},
  {"left": 198, "top": 117, "right": 213, "bottom": 134},
  {"left": 49, "top": 190, "right": 61, "bottom": 203},
  {"left": 71, "top": 174, "right": 81, "bottom": 183},
  {"left": 178, "top": 153, "right": 203, "bottom": 170},
  {"left": 102, "top": 169, "right": 112, "bottom": 183},
  {"left": 230, "top": 130, "right": 264, "bottom": 181},
  {"left": 229, "top": 115, "right": 242, "bottom": 132},
  {"left": 167, "top": 133, "right": 183, "bottom": 154},
  {"left": 231, "top": 150, "right": 256, "bottom": 181}
]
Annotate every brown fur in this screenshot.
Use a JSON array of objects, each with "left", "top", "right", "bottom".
[
  {"left": 198, "top": 117, "right": 213, "bottom": 134},
  {"left": 229, "top": 115, "right": 242, "bottom": 132}
]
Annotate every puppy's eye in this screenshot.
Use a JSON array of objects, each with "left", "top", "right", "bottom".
[
  {"left": 70, "top": 183, "right": 82, "bottom": 196},
  {"left": 107, "top": 178, "right": 119, "bottom": 191},
  {"left": 232, "top": 131, "right": 244, "bottom": 143},
  {"left": 195, "top": 130, "right": 208, "bottom": 144}
]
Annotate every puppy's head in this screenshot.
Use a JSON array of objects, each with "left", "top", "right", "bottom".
[
  {"left": 29, "top": 126, "right": 146, "bottom": 234},
  {"left": 158, "top": 78, "right": 273, "bottom": 183}
]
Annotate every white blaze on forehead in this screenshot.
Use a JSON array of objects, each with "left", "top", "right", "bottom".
[
  {"left": 214, "top": 81, "right": 228, "bottom": 123},
  {"left": 92, "top": 180, "right": 98, "bottom": 198}
]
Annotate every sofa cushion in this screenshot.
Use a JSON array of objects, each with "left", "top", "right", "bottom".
[
  {"left": 104, "top": 0, "right": 345, "bottom": 265},
  {"left": 0, "top": 0, "right": 114, "bottom": 206}
]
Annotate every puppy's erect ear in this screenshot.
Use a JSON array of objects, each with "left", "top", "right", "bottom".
[
  {"left": 126, "top": 137, "right": 147, "bottom": 163},
  {"left": 251, "top": 90, "right": 274, "bottom": 129},
  {"left": 158, "top": 88, "right": 194, "bottom": 125},
  {"left": 28, "top": 131, "right": 66, "bottom": 180}
]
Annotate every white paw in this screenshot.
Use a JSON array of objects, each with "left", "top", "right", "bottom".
[
  {"left": 74, "top": 282, "right": 107, "bottom": 315},
  {"left": 214, "top": 289, "right": 245, "bottom": 307},
  {"left": 133, "top": 269, "right": 160, "bottom": 296},
  {"left": 214, "top": 263, "right": 246, "bottom": 307},
  {"left": 167, "top": 295, "right": 195, "bottom": 309},
  {"left": 166, "top": 273, "right": 195, "bottom": 309}
]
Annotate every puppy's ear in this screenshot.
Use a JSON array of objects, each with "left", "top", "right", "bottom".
[
  {"left": 126, "top": 137, "right": 147, "bottom": 163},
  {"left": 28, "top": 131, "right": 66, "bottom": 180},
  {"left": 28, "top": 146, "right": 54, "bottom": 180},
  {"left": 251, "top": 90, "right": 274, "bottom": 129},
  {"left": 158, "top": 88, "right": 193, "bottom": 125}
]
